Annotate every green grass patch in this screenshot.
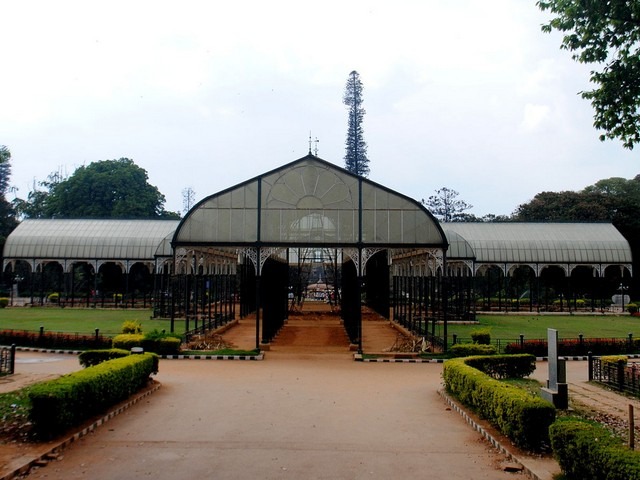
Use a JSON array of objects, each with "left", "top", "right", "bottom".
[
  {"left": 0, "top": 308, "right": 184, "bottom": 336},
  {"left": 448, "top": 314, "right": 640, "bottom": 341}
]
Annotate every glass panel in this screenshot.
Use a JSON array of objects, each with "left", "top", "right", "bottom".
[{"left": 375, "top": 210, "right": 389, "bottom": 243}]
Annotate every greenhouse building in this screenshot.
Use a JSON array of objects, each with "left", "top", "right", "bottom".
[{"left": 2, "top": 155, "right": 633, "bottom": 350}]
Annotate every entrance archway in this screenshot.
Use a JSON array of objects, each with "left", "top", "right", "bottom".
[{"left": 170, "top": 155, "right": 451, "bottom": 352}]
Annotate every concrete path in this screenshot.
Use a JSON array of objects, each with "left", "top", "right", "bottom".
[{"left": 19, "top": 353, "right": 518, "bottom": 480}]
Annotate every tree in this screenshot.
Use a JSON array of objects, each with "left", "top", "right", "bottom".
[
  {"left": 514, "top": 190, "right": 612, "bottom": 222},
  {"left": 343, "top": 70, "right": 370, "bottom": 176},
  {"left": 182, "top": 187, "right": 196, "bottom": 214},
  {"left": 0, "top": 146, "right": 18, "bottom": 273},
  {"left": 537, "top": 1, "right": 640, "bottom": 149},
  {"left": 422, "top": 187, "right": 473, "bottom": 222},
  {"left": 15, "top": 158, "right": 179, "bottom": 219}
]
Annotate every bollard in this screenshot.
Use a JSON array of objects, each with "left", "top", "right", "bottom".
[
  {"left": 630, "top": 404, "right": 635, "bottom": 450},
  {"left": 452, "top": 334, "right": 457, "bottom": 345},
  {"left": 95, "top": 328, "right": 100, "bottom": 341},
  {"left": 519, "top": 334, "right": 524, "bottom": 348},
  {"left": 10, "top": 344, "right": 16, "bottom": 374}
]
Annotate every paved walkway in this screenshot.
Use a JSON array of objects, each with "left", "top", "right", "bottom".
[{"left": 5, "top": 311, "right": 640, "bottom": 480}]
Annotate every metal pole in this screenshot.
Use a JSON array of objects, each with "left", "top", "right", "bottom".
[{"left": 630, "top": 404, "right": 635, "bottom": 450}]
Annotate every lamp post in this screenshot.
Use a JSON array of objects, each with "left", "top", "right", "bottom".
[
  {"left": 11, "top": 275, "right": 23, "bottom": 306},
  {"left": 619, "top": 283, "right": 628, "bottom": 313}
]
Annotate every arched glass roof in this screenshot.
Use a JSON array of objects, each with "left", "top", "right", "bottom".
[
  {"left": 3, "top": 219, "right": 179, "bottom": 261},
  {"left": 443, "top": 223, "right": 632, "bottom": 264},
  {"left": 173, "top": 155, "right": 447, "bottom": 248}
]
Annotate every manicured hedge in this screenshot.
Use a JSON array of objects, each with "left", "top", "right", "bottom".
[
  {"left": 464, "top": 353, "right": 536, "bottom": 379},
  {"left": 550, "top": 418, "right": 640, "bottom": 479},
  {"left": 78, "top": 348, "right": 130, "bottom": 367},
  {"left": 442, "top": 355, "right": 555, "bottom": 451},
  {"left": 141, "top": 336, "right": 181, "bottom": 355},
  {"left": 112, "top": 333, "right": 145, "bottom": 350},
  {"left": 505, "top": 338, "right": 640, "bottom": 356},
  {"left": 28, "top": 353, "right": 158, "bottom": 438},
  {"left": 449, "top": 343, "right": 496, "bottom": 357},
  {"left": 112, "top": 333, "right": 181, "bottom": 355},
  {"left": 0, "top": 329, "right": 112, "bottom": 350}
]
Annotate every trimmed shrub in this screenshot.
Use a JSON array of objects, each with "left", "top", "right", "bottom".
[
  {"left": 628, "top": 303, "right": 639, "bottom": 315},
  {"left": 443, "top": 355, "right": 555, "bottom": 451},
  {"left": 112, "top": 332, "right": 181, "bottom": 355},
  {"left": 28, "top": 353, "right": 158, "bottom": 438},
  {"left": 0, "top": 298, "right": 8, "bottom": 308},
  {"left": 601, "top": 355, "right": 628, "bottom": 366},
  {"left": 550, "top": 418, "right": 640, "bottom": 480},
  {"left": 450, "top": 343, "right": 497, "bottom": 357},
  {"left": 141, "top": 336, "right": 181, "bottom": 355},
  {"left": 121, "top": 320, "right": 142, "bottom": 334},
  {"left": 47, "top": 292, "right": 60, "bottom": 303},
  {"left": 112, "top": 333, "right": 144, "bottom": 350},
  {"left": 78, "top": 348, "right": 130, "bottom": 368},
  {"left": 0, "top": 329, "right": 111, "bottom": 350},
  {"left": 464, "top": 354, "right": 536, "bottom": 379},
  {"left": 505, "top": 337, "right": 640, "bottom": 356},
  {"left": 470, "top": 328, "right": 491, "bottom": 345}
]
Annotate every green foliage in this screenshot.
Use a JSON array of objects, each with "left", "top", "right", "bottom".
[
  {"left": 121, "top": 320, "right": 143, "bottom": 334},
  {"left": 343, "top": 70, "right": 370, "bottom": 177},
  {"left": 537, "top": 1, "right": 640, "bottom": 149},
  {"left": 0, "top": 329, "right": 112, "bottom": 350},
  {"left": 28, "top": 353, "right": 158, "bottom": 438},
  {"left": 628, "top": 302, "right": 639, "bottom": 314},
  {"left": 601, "top": 355, "right": 628, "bottom": 366},
  {"left": 112, "top": 332, "right": 181, "bottom": 355},
  {"left": 47, "top": 292, "right": 59, "bottom": 303},
  {"left": 449, "top": 343, "right": 497, "bottom": 357},
  {"left": 141, "top": 336, "right": 181, "bottom": 356},
  {"left": 422, "top": 187, "right": 473, "bottom": 222},
  {"left": 470, "top": 328, "right": 491, "bottom": 345},
  {"left": 550, "top": 418, "right": 640, "bottom": 479},
  {"left": 443, "top": 356, "right": 555, "bottom": 451},
  {"left": 505, "top": 338, "right": 640, "bottom": 356},
  {"left": 464, "top": 354, "right": 536, "bottom": 379},
  {"left": 112, "top": 333, "right": 144, "bottom": 350},
  {"left": 0, "top": 298, "right": 8, "bottom": 308},
  {"left": 15, "top": 158, "right": 180, "bottom": 219},
  {"left": 0, "top": 145, "right": 18, "bottom": 250},
  {"left": 78, "top": 348, "right": 130, "bottom": 367}
]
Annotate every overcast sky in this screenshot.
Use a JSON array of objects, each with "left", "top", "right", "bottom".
[{"left": 2, "top": 1, "right": 637, "bottom": 217}]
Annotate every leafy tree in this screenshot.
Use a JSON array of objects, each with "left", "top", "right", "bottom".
[
  {"left": 422, "top": 187, "right": 473, "bottom": 222},
  {"left": 0, "top": 146, "right": 18, "bottom": 273},
  {"left": 514, "top": 190, "right": 612, "bottom": 222},
  {"left": 12, "top": 170, "right": 64, "bottom": 219},
  {"left": 343, "top": 70, "right": 370, "bottom": 176},
  {"left": 537, "top": 1, "right": 640, "bottom": 149},
  {"left": 16, "top": 158, "right": 179, "bottom": 219}
]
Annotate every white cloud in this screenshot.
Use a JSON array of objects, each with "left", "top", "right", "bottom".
[
  {"left": 520, "top": 104, "right": 551, "bottom": 132},
  {"left": 1, "top": 0, "right": 637, "bottom": 217}
]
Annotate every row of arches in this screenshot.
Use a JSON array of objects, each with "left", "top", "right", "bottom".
[{"left": 3, "top": 259, "right": 155, "bottom": 307}]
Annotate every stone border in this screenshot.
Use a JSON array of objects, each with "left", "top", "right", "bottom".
[
  {"left": 8, "top": 347, "right": 263, "bottom": 361},
  {"left": 353, "top": 354, "right": 444, "bottom": 363},
  {"left": 1, "top": 382, "right": 161, "bottom": 480},
  {"left": 438, "top": 389, "right": 543, "bottom": 480},
  {"left": 161, "top": 353, "right": 264, "bottom": 361}
]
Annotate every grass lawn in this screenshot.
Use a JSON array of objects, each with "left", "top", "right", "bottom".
[
  {"left": 445, "top": 314, "right": 640, "bottom": 342},
  {"left": 0, "top": 307, "right": 184, "bottom": 336}
]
